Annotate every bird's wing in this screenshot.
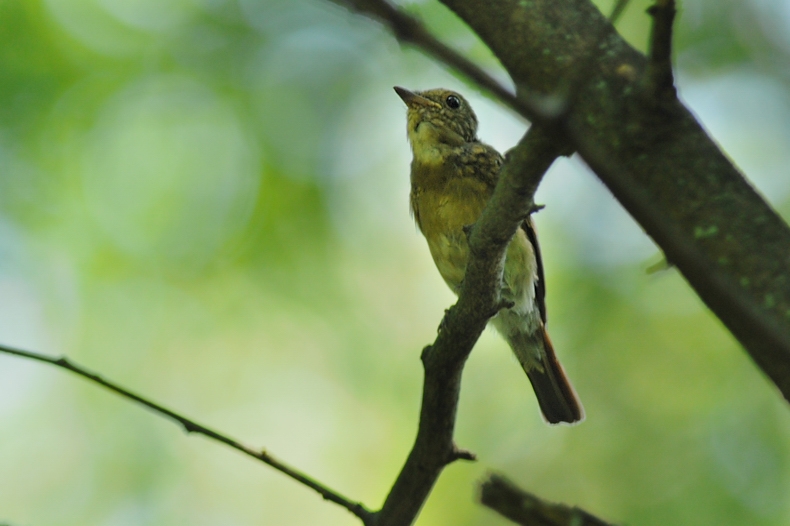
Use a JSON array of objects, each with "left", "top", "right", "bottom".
[
  {"left": 522, "top": 217, "right": 547, "bottom": 325},
  {"left": 454, "top": 142, "right": 503, "bottom": 189}
]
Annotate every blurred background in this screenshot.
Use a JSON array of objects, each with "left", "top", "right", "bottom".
[{"left": 1, "top": 0, "right": 789, "bottom": 524}]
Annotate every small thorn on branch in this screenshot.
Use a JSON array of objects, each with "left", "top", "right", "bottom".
[
  {"left": 437, "top": 307, "right": 454, "bottom": 335},
  {"left": 645, "top": 255, "right": 674, "bottom": 274},
  {"left": 420, "top": 344, "right": 434, "bottom": 363},
  {"left": 528, "top": 203, "right": 546, "bottom": 216},
  {"left": 54, "top": 356, "right": 71, "bottom": 368},
  {"left": 181, "top": 421, "right": 200, "bottom": 434},
  {"left": 645, "top": 0, "right": 677, "bottom": 101},
  {"left": 447, "top": 444, "right": 477, "bottom": 464}
]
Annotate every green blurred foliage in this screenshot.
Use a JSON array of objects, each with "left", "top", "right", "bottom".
[{"left": 1, "top": 0, "right": 790, "bottom": 525}]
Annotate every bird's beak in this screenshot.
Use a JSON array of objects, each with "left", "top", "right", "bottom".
[{"left": 394, "top": 86, "right": 441, "bottom": 109}]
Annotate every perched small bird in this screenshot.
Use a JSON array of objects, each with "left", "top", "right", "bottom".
[{"left": 394, "top": 86, "right": 583, "bottom": 424}]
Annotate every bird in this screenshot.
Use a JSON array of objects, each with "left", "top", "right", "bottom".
[{"left": 394, "top": 86, "right": 583, "bottom": 424}]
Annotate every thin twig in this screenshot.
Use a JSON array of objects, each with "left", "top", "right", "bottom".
[
  {"left": 645, "top": 0, "right": 677, "bottom": 99},
  {"left": 333, "top": 0, "right": 619, "bottom": 137},
  {"left": 480, "top": 473, "right": 614, "bottom": 526},
  {"left": 332, "top": 0, "right": 557, "bottom": 122},
  {"left": 0, "top": 344, "right": 376, "bottom": 526},
  {"left": 609, "top": 0, "right": 631, "bottom": 24}
]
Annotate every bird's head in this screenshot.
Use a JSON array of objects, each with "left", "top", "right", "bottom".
[{"left": 394, "top": 87, "right": 478, "bottom": 148}]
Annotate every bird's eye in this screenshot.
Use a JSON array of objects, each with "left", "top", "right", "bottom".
[{"left": 445, "top": 95, "right": 461, "bottom": 109}]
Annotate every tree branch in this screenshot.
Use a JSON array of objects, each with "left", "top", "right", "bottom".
[
  {"left": 608, "top": 0, "right": 631, "bottom": 24},
  {"left": 331, "top": 0, "right": 560, "bottom": 123},
  {"left": 338, "top": 0, "right": 790, "bottom": 397},
  {"left": 374, "top": 126, "right": 567, "bottom": 526},
  {"left": 11, "top": 1, "right": 787, "bottom": 524},
  {"left": 432, "top": 0, "right": 790, "bottom": 398},
  {"left": 479, "top": 473, "right": 614, "bottom": 526},
  {"left": 325, "top": 0, "right": 790, "bottom": 520},
  {"left": 0, "top": 344, "right": 375, "bottom": 526}
]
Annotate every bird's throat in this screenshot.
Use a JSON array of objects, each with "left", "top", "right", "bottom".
[{"left": 408, "top": 121, "right": 460, "bottom": 167}]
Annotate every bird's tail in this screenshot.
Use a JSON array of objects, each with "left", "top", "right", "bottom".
[{"left": 508, "top": 327, "right": 584, "bottom": 425}]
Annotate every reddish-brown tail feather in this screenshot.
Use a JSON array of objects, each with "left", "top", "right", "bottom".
[{"left": 525, "top": 329, "right": 583, "bottom": 424}]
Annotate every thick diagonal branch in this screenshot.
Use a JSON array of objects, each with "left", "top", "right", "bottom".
[
  {"left": 342, "top": 0, "right": 790, "bottom": 400},
  {"left": 437, "top": 0, "right": 790, "bottom": 398}
]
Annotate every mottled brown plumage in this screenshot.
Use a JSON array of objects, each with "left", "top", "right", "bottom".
[{"left": 395, "top": 86, "right": 583, "bottom": 424}]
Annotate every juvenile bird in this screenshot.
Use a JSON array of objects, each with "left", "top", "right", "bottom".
[{"left": 394, "top": 86, "right": 583, "bottom": 424}]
